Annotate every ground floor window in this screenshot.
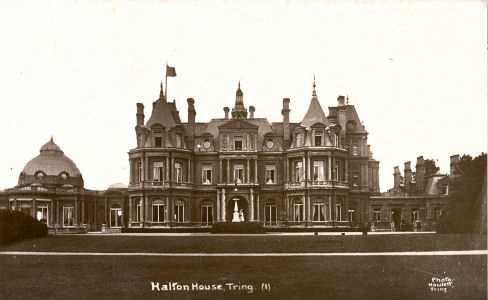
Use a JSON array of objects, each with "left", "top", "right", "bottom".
[
  {"left": 313, "top": 203, "right": 325, "bottom": 221},
  {"left": 335, "top": 202, "right": 343, "bottom": 221},
  {"left": 264, "top": 204, "right": 277, "bottom": 225},
  {"left": 63, "top": 206, "right": 74, "bottom": 227},
  {"left": 135, "top": 199, "right": 141, "bottom": 222},
  {"left": 36, "top": 205, "right": 48, "bottom": 222},
  {"left": 152, "top": 203, "right": 165, "bottom": 223},
  {"left": 411, "top": 208, "right": 419, "bottom": 222},
  {"left": 294, "top": 203, "right": 303, "bottom": 222},
  {"left": 201, "top": 204, "right": 213, "bottom": 225},
  {"left": 373, "top": 208, "right": 381, "bottom": 222},
  {"left": 110, "top": 206, "right": 122, "bottom": 228},
  {"left": 21, "top": 205, "right": 31, "bottom": 216},
  {"left": 175, "top": 202, "right": 184, "bottom": 223},
  {"left": 433, "top": 207, "right": 442, "bottom": 221},
  {"left": 348, "top": 209, "right": 356, "bottom": 222}
]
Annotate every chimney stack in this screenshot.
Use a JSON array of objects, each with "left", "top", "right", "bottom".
[
  {"left": 187, "top": 98, "right": 196, "bottom": 146},
  {"left": 223, "top": 107, "right": 229, "bottom": 119},
  {"left": 337, "top": 95, "right": 345, "bottom": 106},
  {"left": 450, "top": 154, "right": 460, "bottom": 178},
  {"left": 249, "top": 106, "right": 255, "bottom": 118},
  {"left": 136, "top": 103, "right": 145, "bottom": 126},
  {"left": 393, "top": 166, "right": 401, "bottom": 188},
  {"left": 415, "top": 156, "right": 425, "bottom": 193},
  {"left": 404, "top": 161, "right": 412, "bottom": 192},
  {"left": 282, "top": 98, "right": 290, "bottom": 141}
]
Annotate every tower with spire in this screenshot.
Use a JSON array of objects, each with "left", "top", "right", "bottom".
[{"left": 231, "top": 81, "right": 248, "bottom": 119}]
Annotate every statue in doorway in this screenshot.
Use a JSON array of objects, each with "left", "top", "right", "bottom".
[{"left": 239, "top": 209, "right": 244, "bottom": 222}]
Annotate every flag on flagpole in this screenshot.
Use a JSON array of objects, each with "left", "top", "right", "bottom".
[{"left": 166, "top": 65, "right": 176, "bottom": 77}]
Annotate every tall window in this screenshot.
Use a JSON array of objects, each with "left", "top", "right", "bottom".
[
  {"left": 175, "top": 134, "right": 182, "bottom": 148},
  {"left": 175, "top": 162, "right": 182, "bottom": 183},
  {"left": 348, "top": 209, "right": 356, "bottom": 222},
  {"left": 153, "top": 162, "right": 164, "bottom": 181},
  {"left": 234, "top": 136, "right": 243, "bottom": 150},
  {"left": 265, "top": 165, "right": 276, "bottom": 184},
  {"left": 336, "top": 202, "right": 343, "bottom": 221},
  {"left": 110, "top": 205, "right": 122, "bottom": 228},
  {"left": 36, "top": 205, "right": 48, "bottom": 222},
  {"left": 294, "top": 203, "right": 303, "bottom": 221},
  {"left": 264, "top": 204, "right": 277, "bottom": 225},
  {"left": 137, "top": 162, "right": 142, "bottom": 182},
  {"left": 313, "top": 203, "right": 325, "bottom": 221},
  {"left": 441, "top": 184, "right": 448, "bottom": 195},
  {"left": 175, "top": 201, "right": 184, "bottom": 223},
  {"left": 411, "top": 208, "right": 418, "bottom": 222},
  {"left": 433, "top": 207, "right": 442, "bottom": 221},
  {"left": 250, "top": 135, "right": 255, "bottom": 150},
  {"left": 202, "top": 165, "right": 212, "bottom": 184},
  {"left": 373, "top": 208, "right": 381, "bottom": 222},
  {"left": 334, "top": 161, "right": 340, "bottom": 181},
  {"left": 295, "top": 133, "right": 302, "bottom": 147},
  {"left": 152, "top": 201, "right": 165, "bottom": 223},
  {"left": 135, "top": 199, "right": 141, "bottom": 222},
  {"left": 201, "top": 204, "right": 213, "bottom": 225},
  {"left": 334, "top": 134, "right": 340, "bottom": 147},
  {"left": 63, "top": 206, "right": 74, "bottom": 227},
  {"left": 352, "top": 143, "right": 359, "bottom": 155},
  {"left": 234, "top": 164, "right": 244, "bottom": 183},
  {"left": 314, "top": 131, "right": 323, "bottom": 146},
  {"left": 294, "top": 161, "right": 303, "bottom": 182},
  {"left": 313, "top": 161, "right": 324, "bottom": 181},
  {"left": 154, "top": 133, "right": 162, "bottom": 147}
]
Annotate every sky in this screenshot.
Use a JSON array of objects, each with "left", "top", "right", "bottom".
[{"left": 0, "top": 0, "right": 486, "bottom": 192}]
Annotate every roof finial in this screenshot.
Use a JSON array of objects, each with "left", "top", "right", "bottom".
[
  {"left": 159, "top": 82, "right": 164, "bottom": 99},
  {"left": 346, "top": 94, "right": 349, "bottom": 104},
  {"left": 50, "top": 135, "right": 54, "bottom": 142},
  {"left": 238, "top": 80, "right": 240, "bottom": 89},
  {"left": 312, "top": 74, "right": 317, "bottom": 97}
]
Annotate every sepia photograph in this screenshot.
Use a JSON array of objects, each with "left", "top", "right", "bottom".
[{"left": 0, "top": 0, "right": 486, "bottom": 299}]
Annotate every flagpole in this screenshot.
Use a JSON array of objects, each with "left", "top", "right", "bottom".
[{"left": 165, "top": 62, "right": 168, "bottom": 100}]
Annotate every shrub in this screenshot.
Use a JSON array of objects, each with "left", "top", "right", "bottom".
[
  {"left": 211, "top": 222, "right": 264, "bottom": 234},
  {"left": 0, "top": 210, "right": 48, "bottom": 245}
]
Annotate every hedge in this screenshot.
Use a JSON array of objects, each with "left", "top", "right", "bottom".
[
  {"left": 211, "top": 222, "right": 264, "bottom": 234},
  {"left": 0, "top": 210, "right": 48, "bottom": 245}
]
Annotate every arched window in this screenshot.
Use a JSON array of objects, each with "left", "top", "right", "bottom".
[
  {"left": 175, "top": 200, "right": 185, "bottom": 223},
  {"left": 152, "top": 200, "right": 165, "bottom": 223},
  {"left": 63, "top": 205, "right": 74, "bottom": 227},
  {"left": 313, "top": 202, "right": 325, "bottom": 222}
]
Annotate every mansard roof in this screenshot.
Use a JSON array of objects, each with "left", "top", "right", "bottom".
[{"left": 145, "top": 98, "right": 178, "bottom": 129}]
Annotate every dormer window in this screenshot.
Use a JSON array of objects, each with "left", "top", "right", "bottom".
[
  {"left": 266, "top": 139, "right": 274, "bottom": 149},
  {"left": 352, "top": 143, "right": 359, "bottom": 155},
  {"left": 176, "top": 134, "right": 182, "bottom": 148},
  {"left": 154, "top": 133, "right": 162, "bottom": 147},
  {"left": 60, "top": 173, "right": 68, "bottom": 180},
  {"left": 441, "top": 184, "right": 448, "bottom": 195},
  {"left": 314, "top": 131, "right": 323, "bottom": 146},
  {"left": 37, "top": 172, "right": 44, "bottom": 180},
  {"left": 295, "top": 133, "right": 302, "bottom": 147},
  {"left": 203, "top": 139, "right": 211, "bottom": 149},
  {"left": 234, "top": 136, "right": 243, "bottom": 150}
]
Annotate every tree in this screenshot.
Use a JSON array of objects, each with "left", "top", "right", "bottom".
[{"left": 436, "top": 153, "right": 487, "bottom": 233}]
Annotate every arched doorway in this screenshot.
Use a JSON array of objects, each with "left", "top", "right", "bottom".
[{"left": 226, "top": 196, "right": 248, "bottom": 222}]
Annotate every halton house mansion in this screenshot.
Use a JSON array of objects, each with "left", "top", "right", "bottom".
[{"left": 0, "top": 78, "right": 451, "bottom": 232}]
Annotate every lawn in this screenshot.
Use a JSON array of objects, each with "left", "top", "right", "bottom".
[{"left": 0, "top": 233, "right": 486, "bottom": 299}]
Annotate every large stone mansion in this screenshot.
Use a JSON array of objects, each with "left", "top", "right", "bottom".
[{"left": 0, "top": 78, "right": 452, "bottom": 232}]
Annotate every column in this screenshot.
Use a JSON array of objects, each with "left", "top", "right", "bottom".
[
  {"left": 254, "top": 159, "right": 258, "bottom": 183},
  {"left": 145, "top": 196, "right": 150, "bottom": 224},
  {"left": 128, "top": 197, "right": 133, "bottom": 227},
  {"left": 104, "top": 198, "right": 107, "bottom": 224},
  {"left": 307, "top": 196, "right": 311, "bottom": 222},
  {"left": 31, "top": 198, "right": 36, "bottom": 218},
  {"left": 49, "top": 200, "right": 54, "bottom": 225},
  {"left": 345, "top": 159, "right": 349, "bottom": 183},
  {"left": 246, "top": 159, "right": 250, "bottom": 183},
  {"left": 301, "top": 195, "right": 306, "bottom": 221},
  {"left": 74, "top": 197, "right": 79, "bottom": 225},
  {"left": 166, "top": 156, "right": 170, "bottom": 181},
  {"left": 219, "top": 160, "right": 223, "bottom": 183},
  {"left": 285, "top": 159, "right": 288, "bottom": 182},
  {"left": 302, "top": 156, "right": 306, "bottom": 181},
  {"left": 328, "top": 196, "right": 332, "bottom": 221},
  {"left": 145, "top": 157, "right": 149, "bottom": 181},
  {"left": 307, "top": 153, "right": 311, "bottom": 181},
  {"left": 332, "top": 157, "right": 336, "bottom": 181},
  {"left": 221, "top": 189, "right": 226, "bottom": 221},
  {"left": 216, "top": 189, "right": 221, "bottom": 222},
  {"left": 81, "top": 199, "right": 85, "bottom": 224},
  {"left": 165, "top": 196, "right": 169, "bottom": 223},
  {"left": 121, "top": 198, "right": 125, "bottom": 228},
  {"left": 226, "top": 159, "right": 230, "bottom": 183},
  {"left": 141, "top": 157, "right": 144, "bottom": 181},
  {"left": 328, "top": 156, "right": 332, "bottom": 180},
  {"left": 56, "top": 200, "right": 60, "bottom": 225},
  {"left": 285, "top": 196, "right": 289, "bottom": 221},
  {"left": 249, "top": 188, "right": 254, "bottom": 221},
  {"left": 170, "top": 157, "right": 175, "bottom": 181},
  {"left": 256, "top": 193, "right": 260, "bottom": 221},
  {"left": 187, "top": 159, "right": 191, "bottom": 182}
]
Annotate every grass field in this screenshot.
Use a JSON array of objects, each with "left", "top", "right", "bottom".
[{"left": 0, "top": 233, "right": 486, "bottom": 300}]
